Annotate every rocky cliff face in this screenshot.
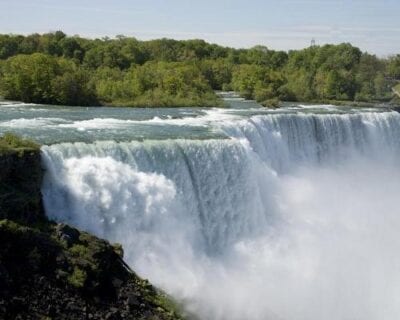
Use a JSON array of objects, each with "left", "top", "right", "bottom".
[
  {"left": 0, "top": 135, "right": 43, "bottom": 222},
  {"left": 0, "top": 135, "right": 184, "bottom": 320},
  {"left": 0, "top": 220, "right": 183, "bottom": 320}
]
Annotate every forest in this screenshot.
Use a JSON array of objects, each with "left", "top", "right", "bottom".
[{"left": 0, "top": 31, "right": 399, "bottom": 107}]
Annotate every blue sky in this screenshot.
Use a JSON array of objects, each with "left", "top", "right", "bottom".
[{"left": 0, "top": 0, "right": 399, "bottom": 56}]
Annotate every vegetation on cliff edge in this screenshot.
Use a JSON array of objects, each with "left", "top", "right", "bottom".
[{"left": 0, "top": 132, "right": 40, "bottom": 154}]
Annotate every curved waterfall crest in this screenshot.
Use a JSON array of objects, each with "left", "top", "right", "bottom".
[{"left": 41, "top": 110, "right": 400, "bottom": 320}]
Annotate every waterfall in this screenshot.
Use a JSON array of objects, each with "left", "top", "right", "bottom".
[{"left": 41, "top": 111, "right": 400, "bottom": 320}]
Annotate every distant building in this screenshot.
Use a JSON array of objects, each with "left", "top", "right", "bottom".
[{"left": 311, "top": 38, "right": 316, "bottom": 47}]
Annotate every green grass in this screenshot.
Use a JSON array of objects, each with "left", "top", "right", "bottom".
[
  {"left": 68, "top": 266, "right": 88, "bottom": 288},
  {"left": 0, "top": 132, "right": 40, "bottom": 155}
]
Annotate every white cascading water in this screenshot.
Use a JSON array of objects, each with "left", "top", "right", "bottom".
[{"left": 41, "top": 111, "right": 400, "bottom": 320}]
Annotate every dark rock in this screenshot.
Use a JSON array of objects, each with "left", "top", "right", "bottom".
[
  {"left": 56, "top": 224, "right": 80, "bottom": 247},
  {"left": 0, "top": 264, "right": 10, "bottom": 286},
  {"left": 112, "top": 277, "right": 124, "bottom": 289},
  {"left": 126, "top": 293, "right": 140, "bottom": 307},
  {"left": 0, "top": 140, "right": 43, "bottom": 223},
  {"left": 143, "top": 310, "right": 154, "bottom": 318},
  {"left": 0, "top": 219, "right": 184, "bottom": 319}
]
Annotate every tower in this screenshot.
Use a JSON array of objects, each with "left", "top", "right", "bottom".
[{"left": 311, "top": 38, "right": 316, "bottom": 47}]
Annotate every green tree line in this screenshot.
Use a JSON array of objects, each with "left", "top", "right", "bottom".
[{"left": 0, "top": 31, "right": 399, "bottom": 107}]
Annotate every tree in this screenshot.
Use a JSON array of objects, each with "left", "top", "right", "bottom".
[
  {"left": 0, "top": 53, "right": 59, "bottom": 103},
  {"left": 0, "top": 53, "right": 97, "bottom": 105},
  {"left": 387, "top": 55, "right": 400, "bottom": 79},
  {"left": 200, "top": 59, "right": 233, "bottom": 90},
  {"left": 52, "top": 59, "right": 97, "bottom": 105}
]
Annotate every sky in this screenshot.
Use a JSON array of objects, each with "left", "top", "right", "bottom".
[{"left": 0, "top": 0, "right": 399, "bottom": 56}]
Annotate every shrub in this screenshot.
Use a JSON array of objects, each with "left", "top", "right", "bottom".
[{"left": 68, "top": 266, "right": 87, "bottom": 288}]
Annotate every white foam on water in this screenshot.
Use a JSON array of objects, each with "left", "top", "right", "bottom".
[
  {"left": 58, "top": 118, "right": 139, "bottom": 129},
  {"left": 297, "top": 104, "right": 339, "bottom": 110},
  {"left": 54, "top": 109, "right": 241, "bottom": 131},
  {"left": 0, "top": 101, "right": 38, "bottom": 107},
  {"left": 0, "top": 117, "right": 69, "bottom": 128}
]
